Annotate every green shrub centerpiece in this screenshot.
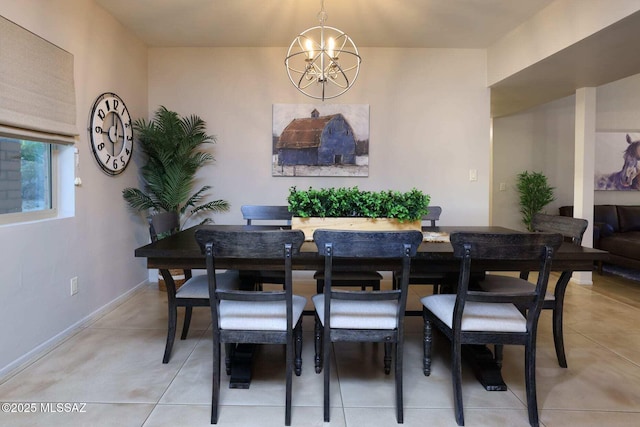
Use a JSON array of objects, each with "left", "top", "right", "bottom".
[{"left": 287, "top": 186, "right": 430, "bottom": 221}]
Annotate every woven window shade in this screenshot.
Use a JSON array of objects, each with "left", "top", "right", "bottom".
[{"left": 0, "top": 15, "right": 77, "bottom": 145}]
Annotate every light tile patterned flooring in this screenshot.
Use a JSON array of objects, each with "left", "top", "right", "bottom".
[{"left": 2, "top": 269, "right": 640, "bottom": 426}]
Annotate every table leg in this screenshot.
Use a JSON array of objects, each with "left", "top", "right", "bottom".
[
  {"left": 228, "top": 344, "right": 254, "bottom": 389},
  {"left": 462, "top": 345, "right": 507, "bottom": 391}
]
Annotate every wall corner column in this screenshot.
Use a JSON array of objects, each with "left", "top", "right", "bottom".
[{"left": 573, "top": 87, "right": 596, "bottom": 285}]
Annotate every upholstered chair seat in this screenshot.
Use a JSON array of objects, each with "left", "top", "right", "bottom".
[{"left": 312, "top": 294, "right": 399, "bottom": 329}]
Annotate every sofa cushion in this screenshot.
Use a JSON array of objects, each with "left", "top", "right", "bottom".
[
  {"left": 596, "top": 222, "right": 614, "bottom": 238},
  {"left": 599, "top": 231, "right": 640, "bottom": 259},
  {"left": 594, "top": 205, "right": 619, "bottom": 232},
  {"left": 617, "top": 206, "right": 640, "bottom": 232}
]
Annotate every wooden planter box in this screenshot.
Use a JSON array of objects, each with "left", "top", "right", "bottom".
[{"left": 292, "top": 217, "right": 421, "bottom": 241}]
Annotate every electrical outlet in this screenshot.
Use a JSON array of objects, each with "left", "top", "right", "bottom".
[{"left": 70, "top": 277, "right": 78, "bottom": 296}]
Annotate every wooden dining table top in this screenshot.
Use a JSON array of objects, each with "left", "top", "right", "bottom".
[{"left": 135, "top": 224, "right": 608, "bottom": 272}]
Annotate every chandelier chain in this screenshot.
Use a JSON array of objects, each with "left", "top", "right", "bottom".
[{"left": 317, "top": 0, "right": 327, "bottom": 25}]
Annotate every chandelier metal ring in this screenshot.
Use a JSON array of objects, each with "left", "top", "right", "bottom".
[{"left": 284, "top": 4, "right": 361, "bottom": 100}]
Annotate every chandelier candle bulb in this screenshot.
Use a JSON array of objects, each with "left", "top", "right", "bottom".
[{"left": 305, "top": 39, "right": 314, "bottom": 60}]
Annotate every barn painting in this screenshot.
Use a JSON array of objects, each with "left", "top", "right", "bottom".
[{"left": 272, "top": 104, "right": 369, "bottom": 177}]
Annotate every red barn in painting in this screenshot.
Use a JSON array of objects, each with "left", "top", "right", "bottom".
[{"left": 276, "top": 109, "right": 356, "bottom": 166}]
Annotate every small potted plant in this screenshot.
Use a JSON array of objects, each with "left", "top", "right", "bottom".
[
  {"left": 516, "top": 171, "right": 555, "bottom": 231},
  {"left": 287, "top": 186, "right": 430, "bottom": 240}
]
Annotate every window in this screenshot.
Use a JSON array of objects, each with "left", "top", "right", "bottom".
[
  {"left": 0, "top": 16, "right": 76, "bottom": 225},
  {"left": 0, "top": 137, "right": 56, "bottom": 223}
]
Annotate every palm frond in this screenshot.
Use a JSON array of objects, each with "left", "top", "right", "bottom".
[
  {"left": 123, "top": 106, "right": 228, "bottom": 227},
  {"left": 190, "top": 199, "right": 230, "bottom": 215},
  {"left": 122, "top": 188, "right": 159, "bottom": 211}
]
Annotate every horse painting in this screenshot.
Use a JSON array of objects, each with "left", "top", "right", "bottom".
[{"left": 595, "top": 134, "right": 640, "bottom": 190}]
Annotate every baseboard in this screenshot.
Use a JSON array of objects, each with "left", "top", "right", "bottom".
[
  {"left": 0, "top": 279, "right": 150, "bottom": 383},
  {"left": 570, "top": 271, "right": 594, "bottom": 285}
]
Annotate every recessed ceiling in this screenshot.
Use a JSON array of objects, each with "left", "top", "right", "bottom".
[
  {"left": 94, "top": 0, "right": 555, "bottom": 48},
  {"left": 95, "top": 0, "right": 640, "bottom": 117}
]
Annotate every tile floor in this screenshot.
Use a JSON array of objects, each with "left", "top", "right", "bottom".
[{"left": 2, "top": 269, "right": 640, "bottom": 426}]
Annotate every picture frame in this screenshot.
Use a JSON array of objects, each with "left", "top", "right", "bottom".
[
  {"left": 595, "top": 132, "right": 640, "bottom": 191},
  {"left": 272, "top": 104, "right": 370, "bottom": 177}
]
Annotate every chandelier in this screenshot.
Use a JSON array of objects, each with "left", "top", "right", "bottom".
[{"left": 285, "top": 0, "right": 361, "bottom": 101}]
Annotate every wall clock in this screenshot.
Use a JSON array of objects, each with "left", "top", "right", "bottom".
[{"left": 88, "top": 92, "right": 133, "bottom": 176}]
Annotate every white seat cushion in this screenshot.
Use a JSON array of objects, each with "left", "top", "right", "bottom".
[
  {"left": 176, "top": 270, "right": 240, "bottom": 299},
  {"left": 479, "top": 274, "right": 554, "bottom": 301},
  {"left": 219, "top": 295, "right": 307, "bottom": 331},
  {"left": 312, "top": 294, "right": 398, "bottom": 330},
  {"left": 421, "top": 294, "right": 526, "bottom": 332}
]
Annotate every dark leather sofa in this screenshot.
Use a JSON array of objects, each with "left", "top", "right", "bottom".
[{"left": 560, "top": 205, "right": 640, "bottom": 272}]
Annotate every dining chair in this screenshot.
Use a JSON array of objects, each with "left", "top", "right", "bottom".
[
  {"left": 194, "top": 228, "right": 306, "bottom": 426},
  {"left": 394, "top": 206, "right": 443, "bottom": 290},
  {"left": 478, "top": 213, "right": 588, "bottom": 368},
  {"left": 241, "top": 205, "right": 292, "bottom": 289},
  {"left": 241, "top": 205, "right": 293, "bottom": 225},
  {"left": 149, "top": 212, "right": 241, "bottom": 364},
  {"left": 392, "top": 206, "right": 456, "bottom": 314},
  {"left": 312, "top": 229, "right": 423, "bottom": 423},
  {"left": 422, "top": 232, "right": 563, "bottom": 427}
]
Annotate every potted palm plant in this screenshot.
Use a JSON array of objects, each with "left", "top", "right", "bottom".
[
  {"left": 122, "top": 106, "right": 229, "bottom": 230},
  {"left": 123, "top": 106, "right": 229, "bottom": 290},
  {"left": 516, "top": 171, "right": 555, "bottom": 231}
]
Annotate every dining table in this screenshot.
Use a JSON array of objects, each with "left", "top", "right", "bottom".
[{"left": 135, "top": 224, "right": 609, "bottom": 390}]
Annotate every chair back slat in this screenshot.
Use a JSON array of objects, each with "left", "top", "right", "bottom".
[
  {"left": 466, "top": 290, "right": 536, "bottom": 305},
  {"left": 314, "top": 230, "right": 422, "bottom": 258},
  {"left": 450, "top": 232, "right": 562, "bottom": 260},
  {"left": 330, "top": 290, "right": 402, "bottom": 301},
  {"left": 196, "top": 229, "right": 304, "bottom": 259},
  {"left": 241, "top": 205, "right": 292, "bottom": 225},
  {"left": 532, "top": 213, "right": 588, "bottom": 245}
]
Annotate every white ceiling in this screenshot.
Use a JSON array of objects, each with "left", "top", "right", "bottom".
[
  {"left": 95, "top": 0, "right": 640, "bottom": 117},
  {"left": 95, "top": 0, "right": 555, "bottom": 48}
]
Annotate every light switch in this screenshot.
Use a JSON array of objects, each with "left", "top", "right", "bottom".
[
  {"left": 499, "top": 182, "right": 506, "bottom": 191},
  {"left": 469, "top": 169, "right": 478, "bottom": 182}
]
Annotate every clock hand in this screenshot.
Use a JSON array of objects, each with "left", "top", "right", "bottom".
[{"left": 111, "top": 116, "right": 118, "bottom": 155}]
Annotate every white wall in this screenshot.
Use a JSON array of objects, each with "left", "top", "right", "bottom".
[
  {"left": 0, "top": 0, "right": 149, "bottom": 374},
  {"left": 492, "top": 96, "right": 576, "bottom": 230},
  {"left": 492, "top": 72, "right": 640, "bottom": 230},
  {"left": 148, "top": 47, "right": 491, "bottom": 227}
]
